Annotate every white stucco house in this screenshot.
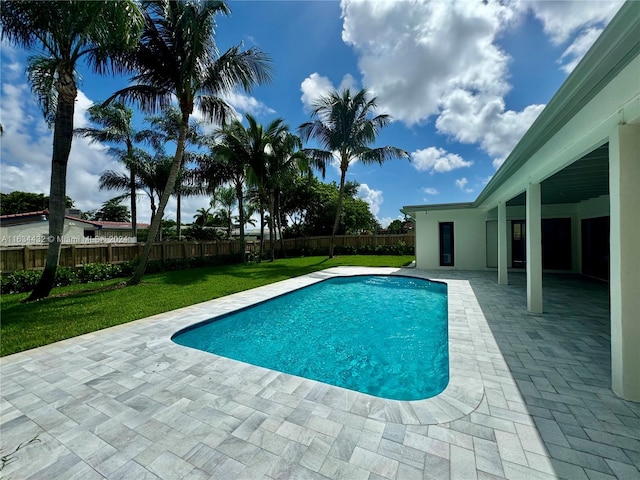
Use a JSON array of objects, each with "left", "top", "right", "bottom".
[{"left": 403, "top": 2, "right": 640, "bottom": 401}]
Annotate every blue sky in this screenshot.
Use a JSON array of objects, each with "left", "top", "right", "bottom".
[{"left": 0, "top": 0, "right": 624, "bottom": 227}]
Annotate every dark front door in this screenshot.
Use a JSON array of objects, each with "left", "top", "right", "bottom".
[
  {"left": 542, "top": 218, "right": 572, "bottom": 270},
  {"left": 582, "top": 216, "right": 609, "bottom": 281},
  {"left": 512, "top": 220, "right": 526, "bottom": 268}
]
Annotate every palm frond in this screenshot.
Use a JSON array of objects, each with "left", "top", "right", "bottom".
[
  {"left": 104, "top": 85, "right": 172, "bottom": 114},
  {"left": 202, "top": 45, "right": 273, "bottom": 95},
  {"left": 99, "top": 170, "right": 131, "bottom": 192},
  {"left": 197, "top": 95, "right": 235, "bottom": 125},
  {"left": 26, "top": 56, "right": 59, "bottom": 123},
  {"left": 359, "top": 146, "right": 410, "bottom": 166}
]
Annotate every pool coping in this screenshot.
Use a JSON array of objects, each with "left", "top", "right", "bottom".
[{"left": 146, "top": 266, "right": 486, "bottom": 425}]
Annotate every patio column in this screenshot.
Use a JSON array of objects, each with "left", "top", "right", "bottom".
[
  {"left": 609, "top": 123, "right": 640, "bottom": 402},
  {"left": 526, "top": 183, "right": 543, "bottom": 313},
  {"left": 498, "top": 201, "right": 508, "bottom": 285}
]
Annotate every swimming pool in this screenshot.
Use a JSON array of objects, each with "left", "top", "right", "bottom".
[{"left": 172, "top": 275, "right": 449, "bottom": 401}]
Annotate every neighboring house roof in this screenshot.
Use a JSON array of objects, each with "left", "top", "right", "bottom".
[
  {"left": 87, "top": 220, "right": 150, "bottom": 230},
  {"left": 0, "top": 210, "right": 48, "bottom": 219},
  {"left": 0, "top": 211, "right": 149, "bottom": 230}
]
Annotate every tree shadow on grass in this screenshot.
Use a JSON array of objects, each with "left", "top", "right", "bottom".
[{"left": 147, "top": 257, "right": 334, "bottom": 287}]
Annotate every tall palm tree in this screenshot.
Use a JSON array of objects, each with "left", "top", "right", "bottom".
[
  {"left": 76, "top": 102, "right": 141, "bottom": 236},
  {"left": 106, "top": 0, "right": 272, "bottom": 285},
  {"left": 242, "top": 116, "right": 290, "bottom": 261},
  {"left": 1, "top": 1, "right": 143, "bottom": 301},
  {"left": 298, "top": 88, "right": 409, "bottom": 257},
  {"left": 138, "top": 106, "right": 203, "bottom": 240},
  {"left": 201, "top": 115, "right": 284, "bottom": 261},
  {"left": 99, "top": 149, "right": 174, "bottom": 234},
  {"left": 268, "top": 130, "right": 308, "bottom": 257},
  {"left": 213, "top": 185, "right": 237, "bottom": 239},
  {"left": 198, "top": 149, "right": 248, "bottom": 258},
  {"left": 193, "top": 204, "right": 213, "bottom": 226},
  {"left": 245, "top": 184, "right": 269, "bottom": 260}
]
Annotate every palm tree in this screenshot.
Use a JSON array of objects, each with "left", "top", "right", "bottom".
[
  {"left": 76, "top": 102, "right": 141, "bottom": 236},
  {"left": 268, "top": 130, "right": 308, "bottom": 257},
  {"left": 106, "top": 0, "right": 272, "bottom": 286},
  {"left": 193, "top": 205, "right": 213, "bottom": 226},
  {"left": 241, "top": 116, "right": 290, "bottom": 261},
  {"left": 213, "top": 185, "right": 237, "bottom": 239},
  {"left": 1, "top": 1, "right": 143, "bottom": 301},
  {"left": 298, "top": 88, "right": 409, "bottom": 257},
  {"left": 138, "top": 106, "right": 203, "bottom": 240},
  {"left": 198, "top": 149, "right": 248, "bottom": 258},
  {"left": 91, "top": 197, "right": 131, "bottom": 222},
  {"left": 201, "top": 115, "right": 283, "bottom": 261},
  {"left": 99, "top": 149, "right": 174, "bottom": 235}
]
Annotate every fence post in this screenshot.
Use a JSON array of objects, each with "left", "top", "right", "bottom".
[
  {"left": 22, "top": 246, "right": 29, "bottom": 270},
  {"left": 71, "top": 245, "right": 78, "bottom": 268}
]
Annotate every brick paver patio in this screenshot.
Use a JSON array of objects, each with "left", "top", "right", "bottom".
[{"left": 1, "top": 267, "right": 639, "bottom": 479}]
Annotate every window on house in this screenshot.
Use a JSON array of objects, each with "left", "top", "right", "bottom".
[{"left": 439, "top": 222, "right": 454, "bottom": 266}]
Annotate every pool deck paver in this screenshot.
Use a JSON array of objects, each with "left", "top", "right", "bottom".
[{"left": 1, "top": 267, "right": 639, "bottom": 479}]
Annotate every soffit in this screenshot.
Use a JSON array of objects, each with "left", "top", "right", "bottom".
[{"left": 506, "top": 144, "right": 609, "bottom": 206}]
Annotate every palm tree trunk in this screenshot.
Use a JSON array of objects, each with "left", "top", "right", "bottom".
[
  {"left": 329, "top": 167, "right": 348, "bottom": 258},
  {"left": 259, "top": 204, "right": 265, "bottom": 262},
  {"left": 176, "top": 192, "right": 181, "bottom": 240},
  {"left": 149, "top": 195, "right": 156, "bottom": 227},
  {"left": 268, "top": 194, "right": 275, "bottom": 262},
  {"left": 276, "top": 190, "right": 286, "bottom": 258},
  {"left": 236, "top": 183, "right": 245, "bottom": 263},
  {"left": 128, "top": 113, "right": 189, "bottom": 286},
  {"left": 127, "top": 139, "right": 137, "bottom": 238},
  {"left": 27, "top": 69, "right": 76, "bottom": 301}
]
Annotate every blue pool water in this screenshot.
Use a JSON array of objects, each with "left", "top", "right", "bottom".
[{"left": 172, "top": 275, "right": 449, "bottom": 400}]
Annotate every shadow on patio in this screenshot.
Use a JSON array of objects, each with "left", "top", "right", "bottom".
[{"left": 436, "top": 270, "right": 639, "bottom": 478}]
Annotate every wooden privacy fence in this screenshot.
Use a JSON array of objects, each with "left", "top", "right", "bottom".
[{"left": 0, "top": 234, "right": 414, "bottom": 273}]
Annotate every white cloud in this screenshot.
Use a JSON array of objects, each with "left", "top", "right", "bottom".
[
  {"left": 379, "top": 216, "right": 402, "bottom": 228},
  {"left": 411, "top": 147, "right": 472, "bottom": 174},
  {"left": 558, "top": 27, "right": 603, "bottom": 74},
  {"left": 300, "top": 72, "right": 358, "bottom": 111},
  {"left": 341, "top": 0, "right": 515, "bottom": 126},
  {"left": 511, "top": 1, "right": 622, "bottom": 73},
  {"left": 435, "top": 94, "right": 545, "bottom": 168},
  {"left": 358, "top": 183, "right": 383, "bottom": 216},
  {"left": 339, "top": 0, "right": 620, "bottom": 168},
  {"left": 522, "top": 1, "right": 622, "bottom": 45},
  {"left": 223, "top": 91, "right": 276, "bottom": 118},
  {"left": 455, "top": 177, "right": 474, "bottom": 194},
  {"left": 0, "top": 75, "right": 144, "bottom": 219},
  {"left": 422, "top": 187, "right": 439, "bottom": 196}
]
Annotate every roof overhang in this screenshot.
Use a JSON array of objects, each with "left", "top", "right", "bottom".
[{"left": 401, "top": 202, "right": 474, "bottom": 218}]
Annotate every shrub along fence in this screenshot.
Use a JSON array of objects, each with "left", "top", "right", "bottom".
[{"left": 0, "top": 234, "right": 414, "bottom": 274}]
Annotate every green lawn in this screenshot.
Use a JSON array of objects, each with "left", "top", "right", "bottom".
[{"left": 0, "top": 255, "right": 414, "bottom": 356}]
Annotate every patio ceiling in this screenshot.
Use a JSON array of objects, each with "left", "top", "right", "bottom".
[{"left": 506, "top": 143, "right": 609, "bottom": 206}]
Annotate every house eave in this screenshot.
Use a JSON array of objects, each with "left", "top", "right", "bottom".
[{"left": 401, "top": 202, "right": 475, "bottom": 217}]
